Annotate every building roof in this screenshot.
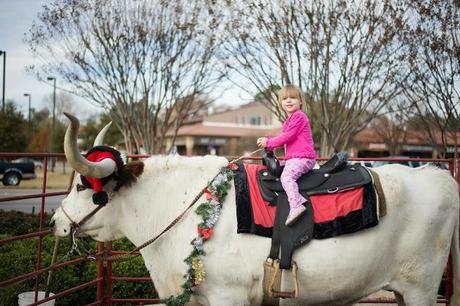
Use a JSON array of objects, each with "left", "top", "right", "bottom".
[
  {"left": 353, "top": 127, "right": 460, "bottom": 146},
  {"left": 168, "top": 122, "right": 279, "bottom": 138}
]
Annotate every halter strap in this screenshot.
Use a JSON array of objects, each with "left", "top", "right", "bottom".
[{"left": 60, "top": 205, "right": 105, "bottom": 232}]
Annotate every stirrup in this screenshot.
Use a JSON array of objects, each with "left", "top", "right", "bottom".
[
  {"left": 265, "top": 258, "right": 299, "bottom": 299},
  {"left": 263, "top": 258, "right": 281, "bottom": 305}
]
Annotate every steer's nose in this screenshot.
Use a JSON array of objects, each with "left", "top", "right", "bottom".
[{"left": 49, "top": 219, "right": 55, "bottom": 229}]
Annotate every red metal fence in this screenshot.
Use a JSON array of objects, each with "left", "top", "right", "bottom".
[{"left": 0, "top": 152, "right": 457, "bottom": 305}]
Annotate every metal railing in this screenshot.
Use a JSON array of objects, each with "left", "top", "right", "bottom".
[{"left": 0, "top": 152, "right": 457, "bottom": 305}]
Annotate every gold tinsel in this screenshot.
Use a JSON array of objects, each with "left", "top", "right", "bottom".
[{"left": 192, "top": 256, "right": 206, "bottom": 284}]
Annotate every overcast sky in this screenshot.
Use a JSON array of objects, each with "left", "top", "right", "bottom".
[
  {"left": 0, "top": 0, "right": 103, "bottom": 120},
  {"left": 0, "top": 0, "right": 249, "bottom": 122}
]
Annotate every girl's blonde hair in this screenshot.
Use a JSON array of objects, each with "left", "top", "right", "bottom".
[{"left": 277, "top": 85, "right": 304, "bottom": 105}]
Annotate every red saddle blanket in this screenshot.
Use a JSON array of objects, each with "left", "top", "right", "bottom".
[
  {"left": 235, "top": 164, "right": 378, "bottom": 239},
  {"left": 242, "top": 164, "right": 365, "bottom": 229}
]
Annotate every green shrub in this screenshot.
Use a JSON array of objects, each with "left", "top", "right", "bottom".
[
  {"left": 111, "top": 239, "right": 157, "bottom": 300},
  {"left": 0, "top": 211, "right": 157, "bottom": 305},
  {"left": 0, "top": 210, "right": 51, "bottom": 236}
]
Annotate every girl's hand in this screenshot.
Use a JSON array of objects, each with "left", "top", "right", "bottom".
[{"left": 257, "top": 137, "right": 268, "bottom": 148}]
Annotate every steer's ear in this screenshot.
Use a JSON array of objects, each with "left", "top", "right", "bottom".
[{"left": 118, "top": 161, "right": 144, "bottom": 188}]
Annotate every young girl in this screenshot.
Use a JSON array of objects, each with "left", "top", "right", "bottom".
[{"left": 257, "top": 85, "right": 316, "bottom": 226}]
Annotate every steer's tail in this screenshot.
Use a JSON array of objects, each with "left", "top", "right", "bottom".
[{"left": 451, "top": 215, "right": 460, "bottom": 306}]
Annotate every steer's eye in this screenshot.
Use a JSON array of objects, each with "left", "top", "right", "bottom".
[{"left": 76, "top": 184, "right": 87, "bottom": 192}]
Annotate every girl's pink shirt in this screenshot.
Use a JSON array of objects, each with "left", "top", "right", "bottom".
[{"left": 266, "top": 110, "right": 316, "bottom": 160}]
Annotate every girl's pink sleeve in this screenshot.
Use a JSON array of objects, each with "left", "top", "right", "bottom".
[{"left": 266, "top": 113, "right": 305, "bottom": 150}]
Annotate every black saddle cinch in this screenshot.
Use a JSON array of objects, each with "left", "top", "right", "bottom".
[{"left": 258, "top": 152, "right": 377, "bottom": 270}]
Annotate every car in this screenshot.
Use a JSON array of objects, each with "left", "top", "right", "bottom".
[
  {"left": 12, "top": 158, "right": 44, "bottom": 170},
  {"left": 0, "top": 159, "right": 37, "bottom": 186}
]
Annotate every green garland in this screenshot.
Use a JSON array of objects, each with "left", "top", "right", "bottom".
[{"left": 165, "top": 166, "right": 234, "bottom": 306}]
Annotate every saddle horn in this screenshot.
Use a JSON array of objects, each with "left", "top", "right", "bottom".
[{"left": 262, "top": 149, "right": 283, "bottom": 177}]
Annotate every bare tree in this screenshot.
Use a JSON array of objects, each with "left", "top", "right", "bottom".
[
  {"left": 370, "top": 100, "right": 412, "bottom": 156},
  {"left": 166, "top": 93, "right": 213, "bottom": 151},
  {"left": 400, "top": 0, "right": 460, "bottom": 159},
  {"left": 43, "top": 92, "right": 77, "bottom": 123},
  {"left": 26, "top": 0, "right": 224, "bottom": 154},
  {"left": 222, "top": 0, "right": 407, "bottom": 156},
  {"left": 406, "top": 107, "right": 447, "bottom": 158}
]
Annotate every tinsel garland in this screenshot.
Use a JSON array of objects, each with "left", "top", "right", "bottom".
[{"left": 165, "top": 165, "right": 235, "bottom": 306}]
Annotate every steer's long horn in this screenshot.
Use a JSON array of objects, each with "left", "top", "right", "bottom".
[
  {"left": 64, "top": 112, "right": 116, "bottom": 178},
  {"left": 93, "top": 121, "right": 112, "bottom": 146}
]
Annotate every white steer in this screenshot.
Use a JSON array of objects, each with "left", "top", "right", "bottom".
[{"left": 52, "top": 114, "right": 460, "bottom": 306}]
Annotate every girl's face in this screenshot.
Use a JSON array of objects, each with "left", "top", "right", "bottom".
[{"left": 281, "top": 96, "right": 302, "bottom": 115}]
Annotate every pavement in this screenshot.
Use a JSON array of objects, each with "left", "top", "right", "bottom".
[{"left": 0, "top": 188, "right": 64, "bottom": 213}]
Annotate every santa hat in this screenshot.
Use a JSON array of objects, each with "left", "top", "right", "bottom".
[{"left": 80, "top": 146, "right": 124, "bottom": 205}]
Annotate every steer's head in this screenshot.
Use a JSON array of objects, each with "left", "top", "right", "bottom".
[{"left": 51, "top": 113, "right": 143, "bottom": 241}]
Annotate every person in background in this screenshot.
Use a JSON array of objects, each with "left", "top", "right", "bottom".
[{"left": 257, "top": 84, "right": 316, "bottom": 226}]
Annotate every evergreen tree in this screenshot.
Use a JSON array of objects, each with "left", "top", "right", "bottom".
[{"left": 0, "top": 102, "right": 29, "bottom": 152}]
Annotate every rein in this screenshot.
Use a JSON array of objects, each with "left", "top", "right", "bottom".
[
  {"left": 106, "top": 174, "right": 216, "bottom": 261},
  {"left": 58, "top": 148, "right": 263, "bottom": 262},
  {"left": 106, "top": 149, "right": 262, "bottom": 261}
]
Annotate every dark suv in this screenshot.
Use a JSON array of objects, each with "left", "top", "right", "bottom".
[{"left": 0, "top": 160, "right": 37, "bottom": 186}]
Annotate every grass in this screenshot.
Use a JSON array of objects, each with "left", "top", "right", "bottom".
[{"left": 1, "top": 168, "right": 73, "bottom": 190}]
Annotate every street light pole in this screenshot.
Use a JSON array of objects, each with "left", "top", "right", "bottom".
[
  {"left": 47, "top": 77, "right": 56, "bottom": 171},
  {"left": 23, "top": 93, "right": 32, "bottom": 138},
  {"left": 0, "top": 51, "right": 5, "bottom": 113},
  {"left": 23, "top": 93, "right": 31, "bottom": 124}
]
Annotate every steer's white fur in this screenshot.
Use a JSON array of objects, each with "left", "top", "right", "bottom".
[{"left": 53, "top": 155, "right": 460, "bottom": 306}]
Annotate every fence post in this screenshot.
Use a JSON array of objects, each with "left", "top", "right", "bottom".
[
  {"left": 106, "top": 242, "right": 113, "bottom": 306},
  {"left": 33, "top": 156, "right": 49, "bottom": 302},
  {"left": 446, "top": 158, "right": 458, "bottom": 306},
  {"left": 457, "top": 158, "right": 460, "bottom": 184},
  {"left": 96, "top": 242, "right": 105, "bottom": 305}
]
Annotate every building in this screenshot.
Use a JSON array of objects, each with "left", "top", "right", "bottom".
[
  {"left": 352, "top": 128, "right": 460, "bottom": 158},
  {"left": 166, "top": 101, "right": 460, "bottom": 158},
  {"left": 165, "top": 102, "right": 281, "bottom": 156}
]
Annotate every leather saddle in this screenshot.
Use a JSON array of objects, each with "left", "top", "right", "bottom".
[
  {"left": 260, "top": 152, "right": 374, "bottom": 270},
  {"left": 259, "top": 151, "right": 371, "bottom": 205}
]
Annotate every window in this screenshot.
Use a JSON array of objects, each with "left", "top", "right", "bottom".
[{"left": 250, "top": 116, "right": 262, "bottom": 126}]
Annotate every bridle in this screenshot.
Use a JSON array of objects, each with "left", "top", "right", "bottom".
[
  {"left": 60, "top": 204, "right": 105, "bottom": 236},
  {"left": 59, "top": 204, "right": 105, "bottom": 258},
  {"left": 59, "top": 175, "right": 119, "bottom": 244}
]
